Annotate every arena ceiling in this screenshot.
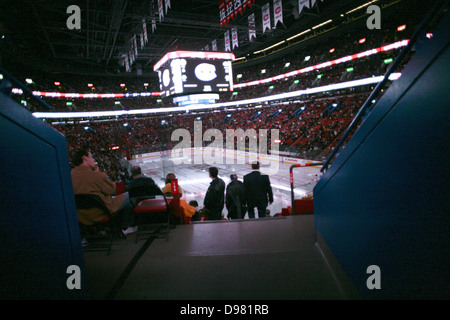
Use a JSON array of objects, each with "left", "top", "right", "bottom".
[{"left": 0, "top": 0, "right": 397, "bottom": 78}]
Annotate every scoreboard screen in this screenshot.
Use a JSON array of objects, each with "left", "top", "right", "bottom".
[{"left": 154, "top": 51, "right": 235, "bottom": 99}]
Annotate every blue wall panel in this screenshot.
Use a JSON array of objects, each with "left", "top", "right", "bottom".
[
  {"left": 0, "top": 92, "right": 87, "bottom": 299},
  {"left": 314, "top": 15, "right": 450, "bottom": 299}
]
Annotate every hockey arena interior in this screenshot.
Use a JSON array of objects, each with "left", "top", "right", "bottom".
[{"left": 0, "top": 0, "right": 449, "bottom": 302}]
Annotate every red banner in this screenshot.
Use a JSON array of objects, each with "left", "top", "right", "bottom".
[{"left": 220, "top": 0, "right": 256, "bottom": 27}]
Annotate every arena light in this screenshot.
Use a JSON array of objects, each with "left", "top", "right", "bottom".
[
  {"left": 346, "top": 0, "right": 379, "bottom": 14},
  {"left": 11, "top": 89, "right": 161, "bottom": 98},
  {"left": 397, "top": 24, "right": 406, "bottom": 31},
  {"left": 54, "top": 82, "right": 61, "bottom": 86},
  {"left": 286, "top": 29, "right": 311, "bottom": 41},
  {"left": 312, "top": 19, "right": 333, "bottom": 30},
  {"left": 32, "top": 73, "right": 401, "bottom": 119},
  {"left": 253, "top": 40, "right": 286, "bottom": 54}
]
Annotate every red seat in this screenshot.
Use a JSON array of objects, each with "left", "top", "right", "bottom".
[
  {"left": 115, "top": 181, "right": 126, "bottom": 195},
  {"left": 133, "top": 198, "right": 167, "bottom": 213},
  {"left": 294, "top": 199, "right": 314, "bottom": 214}
]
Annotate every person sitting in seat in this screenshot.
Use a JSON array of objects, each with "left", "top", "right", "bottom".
[
  {"left": 126, "top": 166, "right": 156, "bottom": 193},
  {"left": 162, "top": 173, "right": 183, "bottom": 197},
  {"left": 71, "top": 146, "right": 136, "bottom": 235}
]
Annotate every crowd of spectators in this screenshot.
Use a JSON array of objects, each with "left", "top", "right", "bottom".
[{"left": 53, "top": 92, "right": 370, "bottom": 182}]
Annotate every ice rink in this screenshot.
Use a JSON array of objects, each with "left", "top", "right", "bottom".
[{"left": 128, "top": 148, "right": 322, "bottom": 218}]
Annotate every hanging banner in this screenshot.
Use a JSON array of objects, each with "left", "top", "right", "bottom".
[
  {"left": 129, "top": 50, "right": 134, "bottom": 65},
  {"left": 220, "top": 0, "right": 255, "bottom": 27},
  {"left": 298, "top": 0, "right": 310, "bottom": 15},
  {"left": 310, "top": 0, "right": 317, "bottom": 7},
  {"left": 234, "top": 0, "right": 243, "bottom": 16},
  {"left": 232, "top": 28, "right": 239, "bottom": 49},
  {"left": 152, "top": 18, "right": 157, "bottom": 33},
  {"left": 124, "top": 55, "right": 130, "bottom": 72},
  {"left": 262, "top": 3, "right": 271, "bottom": 33},
  {"left": 274, "top": 0, "right": 283, "bottom": 28},
  {"left": 226, "top": 0, "right": 235, "bottom": 24},
  {"left": 224, "top": 30, "right": 231, "bottom": 51},
  {"left": 142, "top": 19, "right": 148, "bottom": 43},
  {"left": 248, "top": 13, "right": 256, "bottom": 41},
  {"left": 219, "top": 0, "right": 227, "bottom": 27},
  {"left": 158, "top": 0, "right": 164, "bottom": 22},
  {"left": 212, "top": 39, "right": 218, "bottom": 51},
  {"left": 165, "top": 0, "right": 171, "bottom": 14},
  {"left": 243, "top": 0, "right": 255, "bottom": 11},
  {"left": 140, "top": 33, "right": 144, "bottom": 49},
  {"left": 133, "top": 34, "right": 138, "bottom": 56}
]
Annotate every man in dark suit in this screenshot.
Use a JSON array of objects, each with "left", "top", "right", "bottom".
[
  {"left": 204, "top": 167, "right": 226, "bottom": 220},
  {"left": 226, "top": 174, "right": 246, "bottom": 219},
  {"left": 243, "top": 161, "right": 273, "bottom": 218}
]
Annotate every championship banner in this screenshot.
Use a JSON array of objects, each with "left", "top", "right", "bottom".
[
  {"left": 212, "top": 39, "right": 218, "bottom": 51},
  {"left": 274, "top": 0, "right": 283, "bottom": 28},
  {"left": 152, "top": 18, "right": 156, "bottom": 33},
  {"left": 129, "top": 49, "right": 134, "bottom": 65},
  {"left": 298, "top": 0, "right": 310, "bottom": 15},
  {"left": 248, "top": 13, "right": 256, "bottom": 41},
  {"left": 232, "top": 27, "right": 239, "bottom": 49},
  {"left": 142, "top": 19, "right": 148, "bottom": 43},
  {"left": 226, "top": 0, "right": 235, "bottom": 24},
  {"left": 224, "top": 30, "right": 231, "bottom": 51},
  {"left": 310, "top": 0, "right": 317, "bottom": 7},
  {"left": 133, "top": 34, "right": 138, "bottom": 56},
  {"left": 158, "top": 0, "right": 164, "bottom": 22},
  {"left": 234, "top": 0, "right": 243, "bottom": 16},
  {"left": 220, "top": 0, "right": 255, "bottom": 27},
  {"left": 243, "top": 0, "right": 256, "bottom": 10},
  {"left": 165, "top": 0, "right": 171, "bottom": 14},
  {"left": 124, "top": 55, "right": 130, "bottom": 72},
  {"left": 262, "top": 3, "right": 271, "bottom": 33},
  {"left": 219, "top": 0, "right": 227, "bottom": 27},
  {"left": 140, "top": 33, "right": 144, "bottom": 49}
]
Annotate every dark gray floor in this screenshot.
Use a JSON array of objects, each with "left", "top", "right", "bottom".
[{"left": 82, "top": 215, "right": 360, "bottom": 300}]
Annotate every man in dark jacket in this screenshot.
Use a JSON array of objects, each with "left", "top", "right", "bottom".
[
  {"left": 126, "top": 166, "right": 156, "bottom": 198},
  {"left": 204, "top": 167, "right": 225, "bottom": 220},
  {"left": 226, "top": 174, "right": 246, "bottom": 219},
  {"left": 243, "top": 161, "right": 273, "bottom": 218}
]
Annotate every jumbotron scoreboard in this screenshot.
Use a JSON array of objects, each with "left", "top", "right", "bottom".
[{"left": 153, "top": 51, "right": 235, "bottom": 101}]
